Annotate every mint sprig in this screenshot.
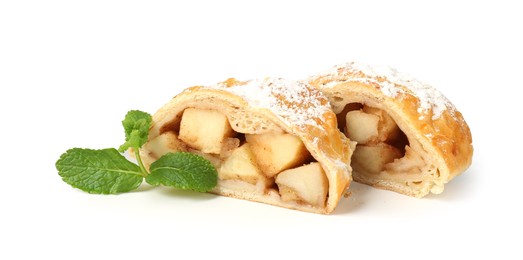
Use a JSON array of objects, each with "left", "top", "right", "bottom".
[{"left": 56, "top": 110, "right": 218, "bottom": 194}]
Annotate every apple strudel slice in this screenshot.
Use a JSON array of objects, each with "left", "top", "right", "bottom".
[
  {"left": 307, "top": 62, "right": 473, "bottom": 197},
  {"left": 139, "top": 78, "right": 354, "bottom": 214}
]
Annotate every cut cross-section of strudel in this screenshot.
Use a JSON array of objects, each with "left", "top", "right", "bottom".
[
  {"left": 139, "top": 78, "right": 354, "bottom": 214},
  {"left": 307, "top": 62, "right": 473, "bottom": 198}
]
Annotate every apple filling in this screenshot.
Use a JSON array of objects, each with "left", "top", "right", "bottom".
[
  {"left": 146, "top": 108, "right": 329, "bottom": 208},
  {"left": 339, "top": 103, "right": 431, "bottom": 184}
]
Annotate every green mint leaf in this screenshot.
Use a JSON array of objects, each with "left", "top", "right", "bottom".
[
  {"left": 56, "top": 148, "right": 144, "bottom": 194},
  {"left": 118, "top": 110, "right": 152, "bottom": 152},
  {"left": 146, "top": 152, "right": 218, "bottom": 192}
]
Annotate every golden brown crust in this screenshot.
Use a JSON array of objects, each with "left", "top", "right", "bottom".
[
  {"left": 308, "top": 62, "right": 473, "bottom": 197},
  {"left": 140, "top": 78, "right": 353, "bottom": 214}
]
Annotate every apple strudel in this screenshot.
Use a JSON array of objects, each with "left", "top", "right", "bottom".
[
  {"left": 139, "top": 78, "right": 354, "bottom": 213},
  {"left": 308, "top": 62, "right": 473, "bottom": 197}
]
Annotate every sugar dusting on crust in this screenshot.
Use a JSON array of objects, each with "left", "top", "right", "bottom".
[
  {"left": 211, "top": 78, "right": 331, "bottom": 130},
  {"left": 317, "top": 62, "right": 455, "bottom": 120}
]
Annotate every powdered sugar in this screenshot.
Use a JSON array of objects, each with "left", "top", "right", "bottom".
[
  {"left": 380, "top": 81, "right": 401, "bottom": 98},
  {"left": 212, "top": 78, "right": 331, "bottom": 130},
  {"left": 317, "top": 62, "right": 454, "bottom": 120}
]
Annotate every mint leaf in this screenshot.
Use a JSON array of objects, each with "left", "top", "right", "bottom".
[
  {"left": 56, "top": 148, "right": 144, "bottom": 194},
  {"left": 118, "top": 110, "right": 152, "bottom": 152},
  {"left": 146, "top": 152, "right": 218, "bottom": 192}
]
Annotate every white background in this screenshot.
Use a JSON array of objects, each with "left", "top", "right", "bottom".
[{"left": 1, "top": 1, "right": 520, "bottom": 259}]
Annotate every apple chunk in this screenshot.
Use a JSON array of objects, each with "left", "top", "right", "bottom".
[
  {"left": 275, "top": 163, "right": 329, "bottom": 207},
  {"left": 362, "top": 106, "right": 400, "bottom": 142},
  {"left": 179, "top": 108, "right": 235, "bottom": 154},
  {"left": 218, "top": 144, "right": 267, "bottom": 185},
  {"left": 145, "top": 131, "right": 186, "bottom": 157},
  {"left": 345, "top": 110, "right": 379, "bottom": 144},
  {"left": 352, "top": 143, "right": 402, "bottom": 174},
  {"left": 246, "top": 133, "right": 311, "bottom": 177}
]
